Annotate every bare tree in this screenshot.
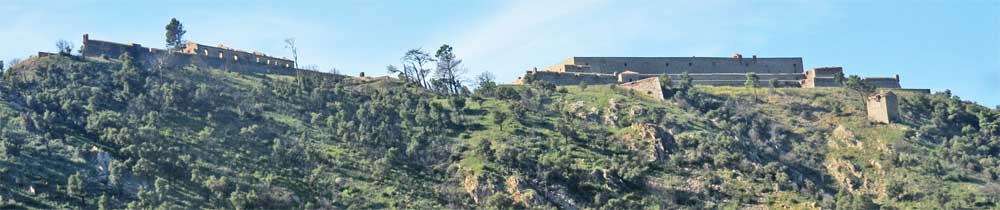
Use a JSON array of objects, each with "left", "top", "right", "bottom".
[
  {"left": 387, "top": 65, "right": 407, "bottom": 80},
  {"left": 56, "top": 39, "right": 74, "bottom": 55},
  {"left": 435, "top": 44, "right": 465, "bottom": 95},
  {"left": 401, "top": 49, "right": 434, "bottom": 88},
  {"left": 284, "top": 38, "right": 298, "bottom": 68},
  {"left": 8, "top": 59, "right": 20, "bottom": 69},
  {"left": 474, "top": 71, "right": 498, "bottom": 96}
]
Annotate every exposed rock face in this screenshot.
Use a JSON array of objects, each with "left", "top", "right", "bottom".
[
  {"left": 588, "top": 169, "right": 625, "bottom": 191},
  {"left": 459, "top": 168, "right": 556, "bottom": 208},
  {"left": 826, "top": 158, "right": 883, "bottom": 196},
  {"left": 504, "top": 176, "right": 541, "bottom": 206},
  {"left": 832, "top": 125, "right": 863, "bottom": 149},
  {"left": 459, "top": 168, "right": 495, "bottom": 204},
  {"left": 619, "top": 123, "right": 671, "bottom": 162}
]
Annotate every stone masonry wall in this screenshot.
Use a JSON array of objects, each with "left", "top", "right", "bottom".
[
  {"left": 183, "top": 42, "right": 295, "bottom": 68},
  {"left": 867, "top": 91, "right": 900, "bottom": 123},
  {"left": 802, "top": 67, "right": 844, "bottom": 88},
  {"left": 863, "top": 77, "right": 901, "bottom": 88},
  {"left": 527, "top": 71, "right": 618, "bottom": 86},
  {"left": 80, "top": 35, "right": 296, "bottom": 75},
  {"left": 546, "top": 57, "right": 803, "bottom": 74},
  {"left": 619, "top": 77, "right": 664, "bottom": 101}
]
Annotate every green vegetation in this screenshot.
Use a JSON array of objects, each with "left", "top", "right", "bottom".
[
  {"left": 164, "top": 18, "right": 186, "bottom": 50},
  {"left": 0, "top": 55, "right": 998, "bottom": 209}
]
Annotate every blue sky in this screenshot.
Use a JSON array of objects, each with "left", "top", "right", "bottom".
[{"left": 1, "top": 0, "right": 998, "bottom": 107}]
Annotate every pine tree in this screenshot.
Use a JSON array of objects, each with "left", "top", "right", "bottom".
[
  {"left": 165, "top": 18, "right": 186, "bottom": 49},
  {"left": 67, "top": 171, "right": 87, "bottom": 205},
  {"left": 98, "top": 194, "right": 111, "bottom": 210}
]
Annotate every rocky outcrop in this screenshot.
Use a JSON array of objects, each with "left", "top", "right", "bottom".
[
  {"left": 618, "top": 123, "right": 671, "bottom": 162},
  {"left": 504, "top": 176, "right": 542, "bottom": 206},
  {"left": 459, "top": 168, "right": 495, "bottom": 204},
  {"left": 826, "top": 158, "right": 883, "bottom": 196}
]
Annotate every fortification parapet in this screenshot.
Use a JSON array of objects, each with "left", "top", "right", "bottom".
[
  {"left": 862, "top": 75, "right": 901, "bottom": 88},
  {"left": 802, "top": 67, "right": 844, "bottom": 88},
  {"left": 543, "top": 56, "right": 803, "bottom": 74},
  {"left": 80, "top": 34, "right": 295, "bottom": 75}
]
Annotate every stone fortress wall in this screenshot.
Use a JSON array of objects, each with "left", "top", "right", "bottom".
[
  {"left": 79, "top": 34, "right": 297, "bottom": 75},
  {"left": 862, "top": 76, "right": 902, "bottom": 89},
  {"left": 522, "top": 54, "right": 903, "bottom": 89},
  {"left": 619, "top": 77, "right": 665, "bottom": 101},
  {"left": 182, "top": 42, "right": 294, "bottom": 68},
  {"left": 524, "top": 71, "right": 619, "bottom": 86},
  {"left": 801, "top": 67, "right": 843, "bottom": 88},
  {"left": 544, "top": 56, "right": 803, "bottom": 74}
]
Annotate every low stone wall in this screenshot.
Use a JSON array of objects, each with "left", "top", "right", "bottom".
[
  {"left": 659, "top": 73, "right": 804, "bottom": 81},
  {"left": 693, "top": 80, "right": 800, "bottom": 87},
  {"left": 528, "top": 71, "right": 618, "bottom": 86},
  {"left": 893, "top": 88, "right": 930, "bottom": 94},
  {"left": 802, "top": 77, "right": 840, "bottom": 88},
  {"left": 863, "top": 78, "right": 901, "bottom": 88}
]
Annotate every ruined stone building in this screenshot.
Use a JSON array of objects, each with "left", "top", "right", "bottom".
[
  {"left": 801, "top": 67, "right": 843, "bottom": 88},
  {"left": 518, "top": 54, "right": 906, "bottom": 89},
  {"left": 79, "top": 34, "right": 295, "bottom": 74},
  {"left": 866, "top": 91, "right": 900, "bottom": 123}
]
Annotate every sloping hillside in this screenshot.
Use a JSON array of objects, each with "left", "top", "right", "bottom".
[{"left": 0, "top": 55, "right": 998, "bottom": 209}]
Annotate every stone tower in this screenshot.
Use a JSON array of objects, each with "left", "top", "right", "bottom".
[{"left": 866, "top": 90, "right": 900, "bottom": 124}]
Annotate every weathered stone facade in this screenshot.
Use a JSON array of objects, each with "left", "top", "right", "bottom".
[
  {"left": 619, "top": 77, "right": 664, "bottom": 101},
  {"left": 543, "top": 56, "right": 803, "bottom": 74},
  {"left": 866, "top": 91, "right": 900, "bottom": 124},
  {"left": 524, "top": 55, "right": 908, "bottom": 90},
  {"left": 182, "top": 41, "right": 294, "bottom": 68},
  {"left": 862, "top": 75, "right": 902, "bottom": 89},
  {"left": 801, "top": 67, "right": 843, "bottom": 88},
  {"left": 80, "top": 34, "right": 296, "bottom": 75}
]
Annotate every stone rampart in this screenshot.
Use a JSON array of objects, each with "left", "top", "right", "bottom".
[
  {"left": 802, "top": 67, "right": 844, "bottom": 88},
  {"left": 659, "top": 73, "right": 804, "bottom": 81},
  {"left": 527, "top": 71, "right": 618, "bottom": 86},
  {"left": 80, "top": 34, "right": 296, "bottom": 75},
  {"left": 545, "top": 57, "right": 803, "bottom": 74},
  {"left": 619, "top": 77, "right": 664, "bottom": 101},
  {"left": 528, "top": 57, "right": 912, "bottom": 90},
  {"left": 863, "top": 76, "right": 901, "bottom": 88},
  {"left": 183, "top": 42, "right": 294, "bottom": 68}
]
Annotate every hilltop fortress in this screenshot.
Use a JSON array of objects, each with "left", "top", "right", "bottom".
[
  {"left": 516, "top": 55, "right": 905, "bottom": 89},
  {"left": 79, "top": 34, "right": 296, "bottom": 74}
]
